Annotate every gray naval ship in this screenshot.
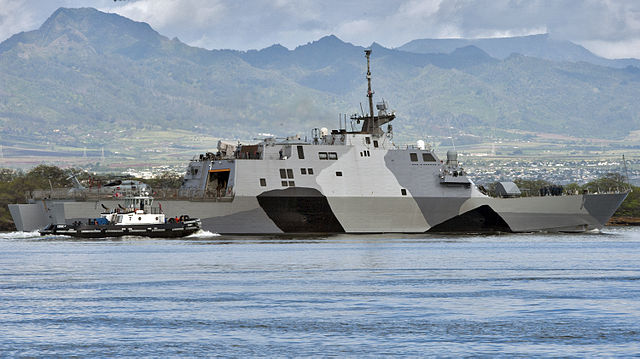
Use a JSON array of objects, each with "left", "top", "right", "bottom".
[{"left": 9, "top": 49, "right": 628, "bottom": 234}]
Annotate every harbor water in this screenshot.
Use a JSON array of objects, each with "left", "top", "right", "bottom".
[{"left": 1, "top": 228, "right": 639, "bottom": 357}]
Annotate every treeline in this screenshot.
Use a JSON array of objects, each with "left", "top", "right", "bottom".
[
  {"left": 1, "top": 166, "right": 639, "bottom": 231},
  {"left": 0, "top": 165, "right": 183, "bottom": 231}
]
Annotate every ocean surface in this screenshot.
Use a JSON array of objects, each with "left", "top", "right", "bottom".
[{"left": 1, "top": 228, "right": 639, "bottom": 357}]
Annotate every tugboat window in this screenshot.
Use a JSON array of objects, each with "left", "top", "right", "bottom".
[
  {"left": 280, "top": 169, "right": 287, "bottom": 178},
  {"left": 336, "top": 171, "right": 343, "bottom": 176},
  {"left": 319, "top": 152, "right": 328, "bottom": 160},
  {"left": 422, "top": 153, "right": 436, "bottom": 162},
  {"left": 286, "top": 169, "right": 294, "bottom": 179},
  {"left": 410, "top": 153, "right": 418, "bottom": 162},
  {"left": 297, "top": 145, "right": 304, "bottom": 159},
  {"left": 308, "top": 168, "right": 314, "bottom": 175},
  {"left": 260, "top": 178, "right": 266, "bottom": 186},
  {"left": 301, "top": 168, "right": 307, "bottom": 175},
  {"left": 328, "top": 152, "right": 338, "bottom": 160}
]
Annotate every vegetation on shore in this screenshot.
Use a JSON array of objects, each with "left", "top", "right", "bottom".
[{"left": 0, "top": 166, "right": 638, "bottom": 231}]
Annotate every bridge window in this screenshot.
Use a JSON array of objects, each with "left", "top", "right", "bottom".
[
  {"left": 422, "top": 153, "right": 436, "bottom": 162},
  {"left": 319, "top": 152, "right": 328, "bottom": 160},
  {"left": 308, "top": 168, "right": 314, "bottom": 175},
  {"left": 260, "top": 178, "right": 266, "bottom": 186},
  {"left": 280, "top": 169, "right": 286, "bottom": 179},
  {"left": 328, "top": 152, "right": 338, "bottom": 160},
  {"left": 301, "top": 168, "right": 307, "bottom": 175},
  {"left": 297, "top": 145, "right": 304, "bottom": 159},
  {"left": 410, "top": 153, "right": 418, "bottom": 162},
  {"left": 286, "top": 169, "right": 294, "bottom": 179}
]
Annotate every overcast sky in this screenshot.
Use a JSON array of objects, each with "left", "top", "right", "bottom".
[{"left": 2, "top": 0, "right": 640, "bottom": 59}]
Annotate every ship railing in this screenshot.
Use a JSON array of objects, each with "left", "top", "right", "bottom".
[
  {"left": 28, "top": 188, "right": 116, "bottom": 201},
  {"left": 152, "top": 188, "right": 236, "bottom": 201}
]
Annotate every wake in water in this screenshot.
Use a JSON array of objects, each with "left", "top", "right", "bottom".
[
  {"left": 0, "top": 231, "right": 43, "bottom": 240},
  {"left": 186, "top": 230, "right": 221, "bottom": 238}
]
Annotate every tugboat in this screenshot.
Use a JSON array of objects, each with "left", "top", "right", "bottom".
[{"left": 39, "top": 194, "right": 201, "bottom": 238}]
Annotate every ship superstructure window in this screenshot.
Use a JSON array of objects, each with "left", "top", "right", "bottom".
[
  {"left": 288, "top": 181, "right": 295, "bottom": 187},
  {"left": 319, "top": 152, "right": 328, "bottom": 160},
  {"left": 281, "top": 181, "right": 288, "bottom": 187},
  {"left": 297, "top": 146, "right": 305, "bottom": 159},
  {"left": 280, "top": 169, "right": 287, "bottom": 179},
  {"left": 260, "top": 178, "right": 266, "bottom": 187},
  {"left": 422, "top": 153, "right": 436, "bottom": 162},
  {"left": 308, "top": 168, "right": 314, "bottom": 175},
  {"left": 336, "top": 171, "right": 343, "bottom": 176},
  {"left": 328, "top": 152, "right": 338, "bottom": 160},
  {"left": 401, "top": 189, "right": 407, "bottom": 196},
  {"left": 373, "top": 140, "right": 379, "bottom": 148},
  {"left": 410, "top": 153, "right": 418, "bottom": 162},
  {"left": 365, "top": 137, "right": 371, "bottom": 145},
  {"left": 301, "top": 168, "right": 307, "bottom": 175},
  {"left": 286, "top": 169, "right": 294, "bottom": 179}
]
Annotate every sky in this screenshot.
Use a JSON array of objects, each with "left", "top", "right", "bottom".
[{"left": 1, "top": 0, "right": 640, "bottom": 59}]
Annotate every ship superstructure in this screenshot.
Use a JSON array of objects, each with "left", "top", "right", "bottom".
[{"left": 9, "top": 49, "right": 627, "bottom": 234}]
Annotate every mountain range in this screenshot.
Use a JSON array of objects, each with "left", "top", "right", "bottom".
[{"left": 1, "top": 7, "right": 640, "bottom": 162}]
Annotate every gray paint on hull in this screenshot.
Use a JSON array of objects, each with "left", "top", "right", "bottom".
[
  {"left": 582, "top": 193, "right": 628, "bottom": 226},
  {"left": 201, "top": 207, "right": 283, "bottom": 234}
]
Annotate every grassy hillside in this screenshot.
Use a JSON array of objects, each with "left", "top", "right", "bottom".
[{"left": 2, "top": 7, "right": 640, "bottom": 163}]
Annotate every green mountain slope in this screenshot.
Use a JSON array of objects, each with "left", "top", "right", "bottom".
[{"left": 1, "top": 7, "right": 640, "bottom": 162}]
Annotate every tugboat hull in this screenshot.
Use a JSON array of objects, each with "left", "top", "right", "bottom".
[{"left": 40, "top": 219, "right": 201, "bottom": 238}]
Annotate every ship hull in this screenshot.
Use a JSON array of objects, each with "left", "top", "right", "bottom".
[{"left": 9, "top": 192, "right": 627, "bottom": 234}]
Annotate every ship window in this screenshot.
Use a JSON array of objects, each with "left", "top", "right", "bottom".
[
  {"left": 360, "top": 152, "right": 363, "bottom": 157},
  {"left": 410, "top": 153, "right": 418, "bottom": 162},
  {"left": 281, "top": 181, "right": 288, "bottom": 187},
  {"left": 308, "top": 168, "right": 314, "bottom": 175},
  {"left": 401, "top": 189, "right": 407, "bottom": 196},
  {"left": 336, "top": 171, "right": 343, "bottom": 176},
  {"left": 260, "top": 178, "right": 266, "bottom": 186},
  {"left": 286, "top": 169, "right": 294, "bottom": 179},
  {"left": 279, "top": 169, "right": 287, "bottom": 179},
  {"left": 328, "top": 152, "right": 338, "bottom": 160},
  {"left": 422, "top": 153, "right": 436, "bottom": 162},
  {"left": 138, "top": 217, "right": 142, "bottom": 221},
  {"left": 288, "top": 181, "right": 295, "bottom": 187},
  {"left": 365, "top": 137, "right": 371, "bottom": 144},
  {"left": 373, "top": 140, "right": 379, "bottom": 148},
  {"left": 301, "top": 168, "right": 307, "bottom": 175},
  {"left": 297, "top": 145, "right": 304, "bottom": 159},
  {"left": 366, "top": 151, "right": 370, "bottom": 156},
  {"left": 319, "top": 152, "right": 328, "bottom": 160}
]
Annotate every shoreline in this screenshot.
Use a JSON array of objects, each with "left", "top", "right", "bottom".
[{"left": 607, "top": 216, "right": 640, "bottom": 226}]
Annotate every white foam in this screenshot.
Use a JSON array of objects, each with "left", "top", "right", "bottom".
[
  {"left": 186, "top": 230, "right": 221, "bottom": 238},
  {"left": 0, "top": 231, "right": 42, "bottom": 240}
]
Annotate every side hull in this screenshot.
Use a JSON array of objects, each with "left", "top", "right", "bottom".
[{"left": 9, "top": 193, "right": 627, "bottom": 234}]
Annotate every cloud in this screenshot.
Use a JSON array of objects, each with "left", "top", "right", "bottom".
[{"left": 2, "top": 0, "right": 640, "bottom": 58}]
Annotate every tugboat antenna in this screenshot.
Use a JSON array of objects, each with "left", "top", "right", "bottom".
[{"left": 365, "top": 49, "right": 375, "bottom": 133}]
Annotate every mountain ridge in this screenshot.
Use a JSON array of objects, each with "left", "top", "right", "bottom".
[{"left": 1, "top": 7, "right": 640, "bottom": 163}]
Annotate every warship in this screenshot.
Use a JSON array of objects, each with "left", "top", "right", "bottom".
[{"left": 9, "top": 49, "right": 628, "bottom": 234}]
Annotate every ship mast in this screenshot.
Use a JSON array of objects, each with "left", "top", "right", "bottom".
[
  {"left": 352, "top": 49, "right": 395, "bottom": 136},
  {"left": 365, "top": 49, "right": 375, "bottom": 133}
]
